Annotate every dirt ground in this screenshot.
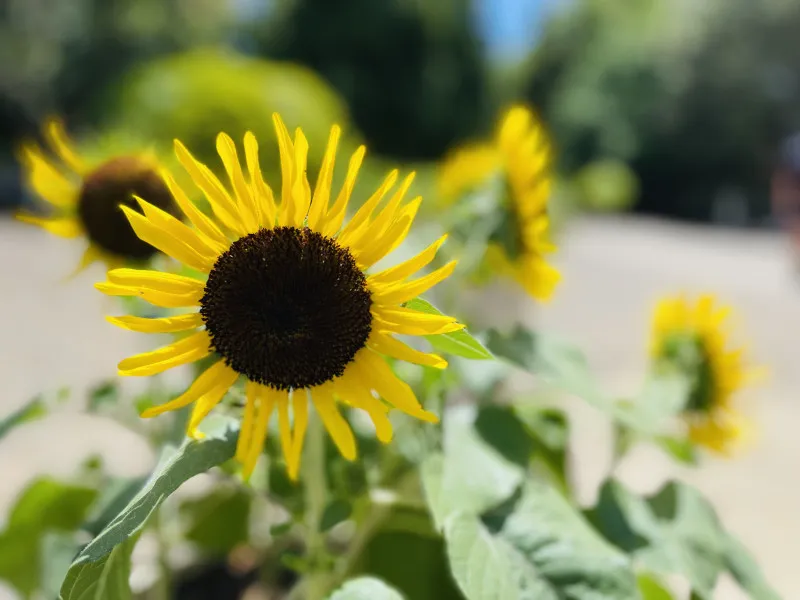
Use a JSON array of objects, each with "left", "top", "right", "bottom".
[{"left": 1, "top": 214, "right": 797, "bottom": 599}]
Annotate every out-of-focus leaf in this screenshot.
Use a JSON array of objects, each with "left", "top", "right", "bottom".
[
  {"left": 41, "top": 534, "right": 81, "bottom": 600},
  {"left": 406, "top": 298, "right": 493, "bottom": 360},
  {"left": 320, "top": 499, "right": 353, "bottom": 532},
  {"left": 0, "top": 479, "right": 97, "bottom": 597},
  {"left": 59, "top": 534, "right": 138, "bottom": 600},
  {"left": 636, "top": 573, "right": 673, "bottom": 599},
  {"left": 68, "top": 416, "right": 238, "bottom": 566},
  {"left": 588, "top": 479, "right": 780, "bottom": 599},
  {"left": 86, "top": 381, "right": 120, "bottom": 412},
  {"left": 347, "top": 506, "right": 462, "bottom": 600},
  {"left": 722, "top": 532, "right": 782, "bottom": 600},
  {"left": 444, "top": 481, "right": 639, "bottom": 600},
  {"left": 0, "top": 397, "right": 47, "bottom": 441},
  {"left": 181, "top": 486, "right": 252, "bottom": 555},
  {"left": 654, "top": 436, "right": 698, "bottom": 465},
  {"left": 421, "top": 405, "right": 522, "bottom": 530},
  {"left": 327, "top": 576, "right": 406, "bottom": 600},
  {"left": 510, "top": 405, "right": 570, "bottom": 493}
]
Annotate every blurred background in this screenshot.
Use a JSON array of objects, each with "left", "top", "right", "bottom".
[{"left": 2, "top": 0, "right": 800, "bottom": 598}]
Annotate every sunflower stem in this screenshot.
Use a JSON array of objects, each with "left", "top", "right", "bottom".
[{"left": 302, "top": 409, "right": 329, "bottom": 600}]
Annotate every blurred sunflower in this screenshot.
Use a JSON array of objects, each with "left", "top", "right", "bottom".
[
  {"left": 651, "top": 294, "right": 761, "bottom": 455},
  {"left": 17, "top": 118, "right": 179, "bottom": 270},
  {"left": 437, "top": 105, "right": 559, "bottom": 300},
  {"left": 97, "top": 113, "right": 462, "bottom": 480}
]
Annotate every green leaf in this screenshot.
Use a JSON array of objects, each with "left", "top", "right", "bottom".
[
  {"left": 654, "top": 436, "right": 698, "bottom": 465},
  {"left": 86, "top": 381, "right": 120, "bottom": 412},
  {"left": 40, "top": 534, "right": 83, "bottom": 600},
  {"left": 59, "top": 534, "right": 138, "bottom": 600},
  {"left": 0, "top": 478, "right": 97, "bottom": 596},
  {"left": 181, "top": 486, "right": 252, "bottom": 555},
  {"left": 421, "top": 406, "right": 523, "bottom": 530},
  {"left": 487, "top": 327, "right": 687, "bottom": 435},
  {"left": 722, "top": 532, "right": 781, "bottom": 600},
  {"left": 495, "top": 481, "right": 640, "bottom": 599},
  {"left": 328, "top": 576, "right": 407, "bottom": 600},
  {"left": 320, "top": 499, "right": 353, "bottom": 532},
  {"left": 347, "top": 505, "right": 462, "bottom": 600},
  {"left": 82, "top": 477, "right": 148, "bottom": 538},
  {"left": 636, "top": 573, "right": 673, "bottom": 600},
  {"left": 510, "top": 405, "right": 570, "bottom": 493},
  {"left": 588, "top": 480, "right": 736, "bottom": 599},
  {"left": 0, "top": 397, "right": 47, "bottom": 441},
  {"left": 406, "top": 298, "right": 493, "bottom": 360},
  {"left": 70, "top": 416, "right": 239, "bottom": 565}
]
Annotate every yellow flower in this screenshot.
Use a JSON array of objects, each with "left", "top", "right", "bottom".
[
  {"left": 17, "top": 118, "right": 179, "bottom": 270},
  {"left": 97, "top": 113, "right": 462, "bottom": 480},
  {"left": 651, "top": 294, "right": 760, "bottom": 455},
  {"left": 437, "top": 105, "right": 560, "bottom": 300}
]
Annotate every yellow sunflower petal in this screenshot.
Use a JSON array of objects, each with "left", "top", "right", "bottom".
[
  {"left": 517, "top": 255, "right": 561, "bottom": 302},
  {"left": 217, "top": 133, "right": 259, "bottom": 232},
  {"left": 107, "top": 268, "right": 205, "bottom": 295},
  {"left": 118, "top": 330, "right": 211, "bottom": 377},
  {"left": 135, "top": 197, "right": 221, "bottom": 260},
  {"left": 333, "top": 374, "right": 393, "bottom": 443},
  {"left": 372, "top": 306, "right": 463, "bottom": 336},
  {"left": 95, "top": 282, "right": 203, "bottom": 308},
  {"left": 236, "top": 381, "right": 260, "bottom": 463},
  {"left": 365, "top": 172, "right": 416, "bottom": 236},
  {"left": 16, "top": 213, "right": 82, "bottom": 238},
  {"left": 276, "top": 391, "right": 294, "bottom": 476},
  {"left": 368, "top": 234, "right": 448, "bottom": 286},
  {"left": 349, "top": 350, "right": 438, "bottom": 422},
  {"left": 106, "top": 312, "right": 203, "bottom": 333},
  {"left": 290, "top": 128, "right": 311, "bottom": 226},
  {"left": 353, "top": 203, "right": 419, "bottom": 268},
  {"left": 287, "top": 391, "right": 310, "bottom": 481},
  {"left": 160, "top": 169, "right": 229, "bottom": 252},
  {"left": 243, "top": 386, "right": 279, "bottom": 479},
  {"left": 307, "top": 125, "right": 341, "bottom": 230},
  {"left": 120, "top": 205, "right": 215, "bottom": 273},
  {"left": 313, "top": 383, "right": 357, "bottom": 461},
  {"left": 322, "top": 145, "right": 367, "bottom": 236},
  {"left": 272, "top": 114, "right": 298, "bottom": 226},
  {"left": 368, "top": 332, "right": 447, "bottom": 369},
  {"left": 140, "top": 359, "right": 235, "bottom": 417},
  {"left": 243, "top": 132, "right": 277, "bottom": 226},
  {"left": 339, "top": 169, "right": 399, "bottom": 242},
  {"left": 44, "top": 118, "right": 86, "bottom": 174},
  {"left": 174, "top": 139, "right": 245, "bottom": 235},
  {"left": 371, "top": 261, "right": 457, "bottom": 305},
  {"left": 18, "top": 144, "right": 77, "bottom": 208},
  {"left": 187, "top": 367, "right": 240, "bottom": 437}
]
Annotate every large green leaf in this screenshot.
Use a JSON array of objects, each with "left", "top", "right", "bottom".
[
  {"left": 59, "top": 534, "right": 138, "bottom": 600},
  {"left": 421, "top": 405, "right": 523, "bottom": 530},
  {"left": 69, "top": 416, "right": 238, "bottom": 565},
  {"left": 486, "top": 327, "right": 689, "bottom": 435},
  {"left": 180, "top": 486, "right": 252, "bottom": 555},
  {"left": 0, "top": 397, "right": 47, "bottom": 441},
  {"left": 0, "top": 478, "right": 97, "bottom": 597},
  {"left": 497, "top": 481, "right": 640, "bottom": 599},
  {"left": 406, "top": 298, "right": 493, "bottom": 360},
  {"left": 588, "top": 479, "right": 780, "bottom": 600},
  {"left": 328, "top": 576, "right": 407, "bottom": 600}
]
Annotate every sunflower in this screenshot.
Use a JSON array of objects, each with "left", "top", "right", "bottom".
[
  {"left": 17, "top": 118, "right": 179, "bottom": 270},
  {"left": 437, "top": 105, "right": 559, "bottom": 300},
  {"left": 96, "top": 114, "right": 462, "bottom": 480},
  {"left": 650, "top": 294, "right": 759, "bottom": 454}
]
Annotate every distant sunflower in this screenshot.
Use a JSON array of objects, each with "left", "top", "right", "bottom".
[
  {"left": 438, "top": 105, "right": 559, "bottom": 300},
  {"left": 97, "top": 114, "right": 462, "bottom": 480},
  {"left": 651, "top": 294, "right": 759, "bottom": 454},
  {"left": 17, "top": 118, "right": 178, "bottom": 270}
]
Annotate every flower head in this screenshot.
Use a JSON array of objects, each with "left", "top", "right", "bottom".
[
  {"left": 651, "top": 294, "right": 760, "bottom": 455},
  {"left": 97, "top": 114, "right": 462, "bottom": 480},
  {"left": 17, "top": 119, "right": 178, "bottom": 270},
  {"left": 438, "top": 105, "right": 559, "bottom": 300}
]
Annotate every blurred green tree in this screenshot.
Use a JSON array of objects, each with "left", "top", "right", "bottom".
[
  {"left": 522, "top": 0, "right": 800, "bottom": 224},
  {"left": 253, "top": 0, "right": 489, "bottom": 160}
]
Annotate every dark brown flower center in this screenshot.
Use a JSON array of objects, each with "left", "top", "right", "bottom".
[
  {"left": 200, "top": 226, "right": 373, "bottom": 390},
  {"left": 77, "top": 156, "right": 177, "bottom": 260}
]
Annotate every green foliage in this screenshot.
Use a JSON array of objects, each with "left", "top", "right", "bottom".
[
  {"left": 328, "top": 576, "right": 407, "bottom": 600},
  {"left": 588, "top": 479, "right": 781, "bottom": 600},
  {"left": 59, "top": 534, "right": 139, "bottom": 600},
  {"left": 406, "top": 298, "right": 493, "bottom": 360},
  {"left": 256, "top": 0, "right": 488, "bottom": 160},
  {"left": 0, "top": 397, "right": 47, "bottom": 441},
  {"left": 0, "top": 479, "right": 97, "bottom": 597},
  {"left": 180, "top": 486, "right": 252, "bottom": 555}
]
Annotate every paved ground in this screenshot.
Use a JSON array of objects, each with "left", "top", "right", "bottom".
[{"left": 1, "top": 214, "right": 797, "bottom": 599}]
